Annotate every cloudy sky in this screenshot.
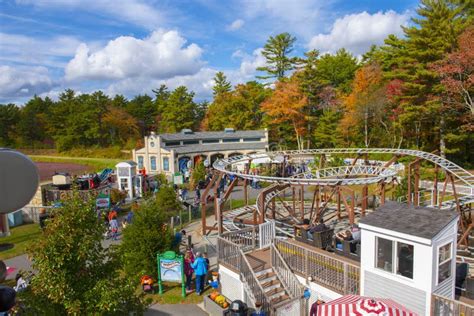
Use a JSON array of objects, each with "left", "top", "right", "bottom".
[{"left": 0, "top": 0, "right": 417, "bottom": 104}]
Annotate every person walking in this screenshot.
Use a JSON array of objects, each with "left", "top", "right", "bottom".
[
  {"left": 184, "top": 251, "right": 194, "bottom": 293},
  {"left": 191, "top": 252, "right": 208, "bottom": 295},
  {"left": 109, "top": 215, "right": 119, "bottom": 240}
]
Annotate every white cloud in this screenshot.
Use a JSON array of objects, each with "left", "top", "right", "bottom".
[
  {"left": 65, "top": 30, "right": 204, "bottom": 81},
  {"left": 15, "top": 0, "right": 165, "bottom": 30},
  {"left": 308, "top": 10, "right": 409, "bottom": 56},
  {"left": 0, "top": 33, "right": 81, "bottom": 68},
  {"left": 0, "top": 66, "right": 55, "bottom": 101},
  {"left": 227, "top": 19, "right": 245, "bottom": 31}
]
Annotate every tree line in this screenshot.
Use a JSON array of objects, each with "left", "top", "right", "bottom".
[{"left": 1, "top": 0, "right": 472, "bottom": 165}]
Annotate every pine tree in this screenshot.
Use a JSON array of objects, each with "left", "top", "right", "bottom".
[
  {"left": 257, "top": 32, "right": 299, "bottom": 79},
  {"left": 212, "top": 71, "right": 232, "bottom": 96}
]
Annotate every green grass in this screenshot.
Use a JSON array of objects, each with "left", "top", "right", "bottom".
[
  {"left": 0, "top": 224, "right": 41, "bottom": 260},
  {"left": 30, "top": 155, "right": 122, "bottom": 171},
  {"left": 146, "top": 282, "right": 212, "bottom": 304}
]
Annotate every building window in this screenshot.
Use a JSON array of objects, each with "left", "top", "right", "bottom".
[
  {"left": 397, "top": 242, "right": 414, "bottom": 279},
  {"left": 163, "top": 157, "right": 169, "bottom": 171},
  {"left": 223, "top": 138, "right": 240, "bottom": 143},
  {"left": 438, "top": 242, "right": 452, "bottom": 284},
  {"left": 164, "top": 141, "right": 180, "bottom": 146},
  {"left": 376, "top": 237, "right": 393, "bottom": 273},
  {"left": 243, "top": 137, "right": 262, "bottom": 142},
  {"left": 150, "top": 156, "right": 157, "bottom": 171},
  {"left": 182, "top": 140, "right": 199, "bottom": 145},
  {"left": 138, "top": 156, "right": 144, "bottom": 169},
  {"left": 202, "top": 139, "right": 219, "bottom": 144},
  {"left": 375, "top": 237, "right": 414, "bottom": 279}
]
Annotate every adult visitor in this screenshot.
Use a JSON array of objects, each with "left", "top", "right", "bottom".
[{"left": 191, "top": 252, "right": 208, "bottom": 295}]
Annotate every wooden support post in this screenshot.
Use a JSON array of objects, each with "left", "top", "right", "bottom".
[
  {"left": 300, "top": 185, "right": 304, "bottom": 221},
  {"left": 253, "top": 208, "right": 258, "bottom": 225},
  {"left": 292, "top": 186, "right": 296, "bottom": 214},
  {"left": 243, "top": 180, "right": 248, "bottom": 205},
  {"left": 414, "top": 162, "right": 420, "bottom": 207},
  {"left": 381, "top": 183, "right": 386, "bottom": 205},
  {"left": 350, "top": 190, "right": 355, "bottom": 225},
  {"left": 271, "top": 197, "right": 276, "bottom": 219},
  {"left": 216, "top": 198, "right": 223, "bottom": 234},
  {"left": 407, "top": 164, "right": 412, "bottom": 205},
  {"left": 337, "top": 187, "right": 342, "bottom": 220},
  {"left": 438, "top": 175, "right": 449, "bottom": 209},
  {"left": 309, "top": 186, "right": 318, "bottom": 223},
  {"left": 433, "top": 164, "right": 439, "bottom": 206},
  {"left": 200, "top": 174, "right": 219, "bottom": 235},
  {"left": 361, "top": 185, "right": 368, "bottom": 216}
]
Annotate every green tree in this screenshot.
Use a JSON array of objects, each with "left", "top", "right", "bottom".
[
  {"left": 17, "top": 95, "right": 53, "bottom": 147},
  {"left": 313, "top": 109, "right": 341, "bottom": 148},
  {"left": 257, "top": 32, "right": 299, "bottom": 79},
  {"left": 0, "top": 103, "right": 20, "bottom": 146},
  {"left": 27, "top": 192, "right": 144, "bottom": 314},
  {"left": 127, "top": 94, "right": 157, "bottom": 137},
  {"left": 203, "top": 81, "right": 270, "bottom": 131},
  {"left": 155, "top": 185, "right": 182, "bottom": 215},
  {"left": 159, "top": 86, "right": 199, "bottom": 133},
  {"left": 190, "top": 161, "right": 206, "bottom": 188},
  {"left": 382, "top": 0, "right": 471, "bottom": 154},
  {"left": 120, "top": 198, "right": 173, "bottom": 277},
  {"left": 212, "top": 71, "right": 232, "bottom": 96},
  {"left": 315, "top": 48, "right": 359, "bottom": 93}
]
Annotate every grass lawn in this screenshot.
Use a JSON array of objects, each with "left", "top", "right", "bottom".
[
  {"left": 146, "top": 282, "right": 213, "bottom": 304},
  {"left": 0, "top": 224, "right": 41, "bottom": 260},
  {"left": 30, "top": 155, "right": 122, "bottom": 171}
]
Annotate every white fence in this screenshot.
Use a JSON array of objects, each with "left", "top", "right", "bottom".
[{"left": 259, "top": 220, "right": 275, "bottom": 249}]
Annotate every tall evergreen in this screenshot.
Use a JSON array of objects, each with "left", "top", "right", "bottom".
[
  {"left": 212, "top": 71, "right": 232, "bottom": 96},
  {"left": 257, "top": 32, "right": 299, "bottom": 80}
]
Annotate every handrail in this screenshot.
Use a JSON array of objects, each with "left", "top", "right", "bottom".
[
  {"left": 431, "top": 293, "right": 474, "bottom": 315},
  {"left": 271, "top": 243, "right": 304, "bottom": 298},
  {"left": 240, "top": 249, "right": 271, "bottom": 312}
]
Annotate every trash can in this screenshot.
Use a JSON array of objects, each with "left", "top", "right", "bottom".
[
  {"left": 7, "top": 210, "right": 23, "bottom": 227},
  {"left": 224, "top": 300, "right": 248, "bottom": 316}
]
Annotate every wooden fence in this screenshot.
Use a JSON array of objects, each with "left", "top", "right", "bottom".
[
  {"left": 274, "top": 239, "right": 360, "bottom": 295},
  {"left": 431, "top": 294, "right": 474, "bottom": 316}
]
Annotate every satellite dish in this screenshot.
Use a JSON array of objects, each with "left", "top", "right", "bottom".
[{"left": 0, "top": 149, "right": 39, "bottom": 213}]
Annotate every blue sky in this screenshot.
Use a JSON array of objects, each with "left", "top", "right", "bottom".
[{"left": 0, "top": 0, "right": 419, "bottom": 104}]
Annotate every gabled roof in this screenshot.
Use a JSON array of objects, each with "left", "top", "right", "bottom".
[{"left": 359, "top": 201, "right": 458, "bottom": 240}]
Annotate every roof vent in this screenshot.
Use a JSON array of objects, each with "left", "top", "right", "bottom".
[
  {"left": 181, "top": 129, "right": 194, "bottom": 134},
  {"left": 224, "top": 128, "right": 235, "bottom": 133}
]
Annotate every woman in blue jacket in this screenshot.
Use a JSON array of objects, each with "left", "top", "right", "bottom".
[{"left": 191, "top": 252, "right": 208, "bottom": 295}]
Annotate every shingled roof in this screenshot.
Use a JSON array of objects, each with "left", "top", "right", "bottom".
[{"left": 359, "top": 201, "right": 458, "bottom": 240}]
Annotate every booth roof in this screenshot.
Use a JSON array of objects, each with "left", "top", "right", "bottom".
[{"left": 359, "top": 201, "right": 458, "bottom": 240}]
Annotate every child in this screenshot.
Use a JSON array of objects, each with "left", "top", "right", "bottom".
[{"left": 109, "top": 215, "right": 119, "bottom": 240}]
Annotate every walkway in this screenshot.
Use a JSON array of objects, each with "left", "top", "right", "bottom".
[{"left": 145, "top": 303, "right": 208, "bottom": 316}]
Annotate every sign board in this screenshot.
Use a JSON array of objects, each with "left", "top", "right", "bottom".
[
  {"left": 173, "top": 173, "right": 184, "bottom": 185},
  {"left": 96, "top": 193, "right": 110, "bottom": 209},
  {"left": 157, "top": 251, "right": 185, "bottom": 297}
]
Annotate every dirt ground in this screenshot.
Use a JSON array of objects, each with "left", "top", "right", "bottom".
[{"left": 36, "top": 162, "right": 92, "bottom": 182}]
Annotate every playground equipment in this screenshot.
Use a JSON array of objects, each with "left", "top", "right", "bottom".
[{"left": 204, "top": 148, "right": 473, "bottom": 246}]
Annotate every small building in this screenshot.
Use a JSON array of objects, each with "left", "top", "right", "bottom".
[
  {"left": 115, "top": 161, "right": 138, "bottom": 201},
  {"left": 359, "top": 202, "right": 459, "bottom": 316},
  {"left": 132, "top": 129, "right": 269, "bottom": 178}
]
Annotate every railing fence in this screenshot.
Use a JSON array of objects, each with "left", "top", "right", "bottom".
[{"left": 431, "top": 294, "right": 474, "bottom": 316}]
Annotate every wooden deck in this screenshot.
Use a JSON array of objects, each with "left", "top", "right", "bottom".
[{"left": 246, "top": 248, "right": 271, "bottom": 272}]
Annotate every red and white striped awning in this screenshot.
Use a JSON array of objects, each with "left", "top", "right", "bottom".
[{"left": 317, "top": 295, "right": 418, "bottom": 316}]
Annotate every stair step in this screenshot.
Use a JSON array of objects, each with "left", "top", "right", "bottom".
[
  {"left": 271, "top": 294, "right": 290, "bottom": 305},
  {"left": 261, "top": 279, "right": 280, "bottom": 289},
  {"left": 254, "top": 268, "right": 273, "bottom": 277},
  {"left": 257, "top": 271, "right": 276, "bottom": 281},
  {"left": 265, "top": 286, "right": 285, "bottom": 299}
]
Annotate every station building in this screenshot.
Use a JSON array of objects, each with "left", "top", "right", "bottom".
[{"left": 132, "top": 128, "right": 269, "bottom": 177}]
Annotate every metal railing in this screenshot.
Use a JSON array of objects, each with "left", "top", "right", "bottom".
[
  {"left": 274, "top": 239, "right": 359, "bottom": 295},
  {"left": 220, "top": 226, "right": 259, "bottom": 251},
  {"left": 217, "top": 236, "right": 241, "bottom": 271},
  {"left": 431, "top": 293, "right": 474, "bottom": 316},
  {"left": 271, "top": 243, "right": 304, "bottom": 299}
]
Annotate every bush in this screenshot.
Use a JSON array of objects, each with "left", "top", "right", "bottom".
[
  {"left": 190, "top": 161, "right": 206, "bottom": 189},
  {"left": 156, "top": 185, "right": 182, "bottom": 215},
  {"left": 120, "top": 199, "right": 174, "bottom": 278},
  {"left": 110, "top": 188, "right": 127, "bottom": 204}
]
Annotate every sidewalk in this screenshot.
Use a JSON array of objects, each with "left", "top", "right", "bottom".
[{"left": 145, "top": 303, "right": 207, "bottom": 316}]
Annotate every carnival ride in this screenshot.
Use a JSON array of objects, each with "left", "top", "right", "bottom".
[{"left": 203, "top": 148, "right": 473, "bottom": 248}]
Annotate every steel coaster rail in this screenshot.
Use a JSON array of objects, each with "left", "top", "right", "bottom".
[{"left": 214, "top": 148, "right": 474, "bottom": 188}]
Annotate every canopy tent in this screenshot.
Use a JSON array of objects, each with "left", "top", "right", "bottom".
[{"left": 317, "top": 295, "right": 417, "bottom": 316}]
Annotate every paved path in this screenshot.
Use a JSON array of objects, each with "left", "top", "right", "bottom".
[{"left": 145, "top": 303, "right": 207, "bottom": 316}]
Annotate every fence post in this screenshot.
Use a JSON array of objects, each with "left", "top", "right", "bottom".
[
  {"left": 343, "top": 263, "right": 348, "bottom": 294},
  {"left": 188, "top": 205, "right": 191, "bottom": 223},
  {"left": 304, "top": 248, "right": 308, "bottom": 277},
  {"left": 252, "top": 226, "right": 256, "bottom": 250}
]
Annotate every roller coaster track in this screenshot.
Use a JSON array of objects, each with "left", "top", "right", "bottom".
[{"left": 214, "top": 148, "right": 474, "bottom": 187}]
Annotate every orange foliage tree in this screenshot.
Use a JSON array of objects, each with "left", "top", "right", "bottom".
[{"left": 261, "top": 77, "right": 308, "bottom": 150}]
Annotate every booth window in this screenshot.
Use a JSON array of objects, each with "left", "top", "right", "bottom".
[
  {"left": 376, "top": 237, "right": 393, "bottom": 273},
  {"left": 397, "top": 242, "right": 414, "bottom": 279},
  {"left": 376, "top": 237, "right": 414, "bottom": 279},
  {"left": 150, "top": 157, "right": 157, "bottom": 171},
  {"left": 163, "top": 157, "right": 169, "bottom": 171},
  {"left": 138, "top": 156, "right": 144, "bottom": 169},
  {"left": 438, "top": 242, "right": 452, "bottom": 284}
]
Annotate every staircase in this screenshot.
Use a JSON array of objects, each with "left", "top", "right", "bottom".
[{"left": 254, "top": 266, "right": 291, "bottom": 306}]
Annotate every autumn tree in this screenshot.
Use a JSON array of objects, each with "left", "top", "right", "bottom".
[
  {"left": 261, "top": 77, "right": 308, "bottom": 150},
  {"left": 103, "top": 106, "right": 140, "bottom": 146},
  {"left": 257, "top": 33, "right": 299, "bottom": 79}
]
